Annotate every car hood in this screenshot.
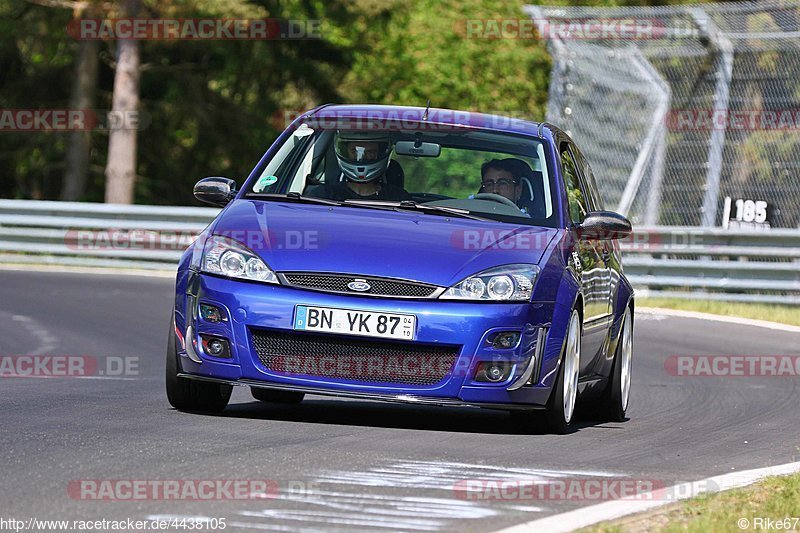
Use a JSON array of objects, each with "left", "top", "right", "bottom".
[{"left": 211, "top": 200, "right": 559, "bottom": 287}]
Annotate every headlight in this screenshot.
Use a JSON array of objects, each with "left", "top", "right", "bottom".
[
  {"left": 201, "top": 235, "right": 278, "bottom": 284},
  {"left": 440, "top": 264, "right": 539, "bottom": 301}
]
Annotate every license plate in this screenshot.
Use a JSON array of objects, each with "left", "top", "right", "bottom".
[{"left": 294, "top": 305, "right": 416, "bottom": 340}]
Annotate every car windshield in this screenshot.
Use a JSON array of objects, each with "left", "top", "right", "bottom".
[{"left": 246, "top": 122, "right": 558, "bottom": 227}]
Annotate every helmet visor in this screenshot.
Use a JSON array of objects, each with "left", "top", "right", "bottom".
[{"left": 335, "top": 136, "right": 391, "bottom": 165}]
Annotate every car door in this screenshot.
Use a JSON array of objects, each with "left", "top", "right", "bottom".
[
  {"left": 572, "top": 145, "right": 614, "bottom": 321},
  {"left": 559, "top": 141, "right": 610, "bottom": 376}
]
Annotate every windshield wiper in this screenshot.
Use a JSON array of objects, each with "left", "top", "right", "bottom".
[
  {"left": 246, "top": 194, "right": 489, "bottom": 221},
  {"left": 342, "top": 199, "right": 490, "bottom": 221},
  {"left": 245, "top": 192, "right": 343, "bottom": 206}
]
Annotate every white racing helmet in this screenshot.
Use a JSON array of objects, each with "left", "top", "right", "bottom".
[{"left": 334, "top": 131, "right": 392, "bottom": 183}]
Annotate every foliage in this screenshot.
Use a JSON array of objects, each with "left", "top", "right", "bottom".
[
  {"left": 341, "top": 0, "right": 550, "bottom": 120},
  {"left": 0, "top": 0, "right": 772, "bottom": 206}
]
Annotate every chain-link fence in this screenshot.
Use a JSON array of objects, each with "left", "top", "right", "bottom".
[{"left": 526, "top": 0, "right": 800, "bottom": 229}]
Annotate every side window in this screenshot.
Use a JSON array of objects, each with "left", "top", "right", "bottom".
[
  {"left": 560, "top": 143, "right": 588, "bottom": 224},
  {"left": 295, "top": 132, "right": 338, "bottom": 193},
  {"left": 573, "top": 146, "right": 603, "bottom": 211}
]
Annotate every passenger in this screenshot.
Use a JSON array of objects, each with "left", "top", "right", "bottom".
[{"left": 306, "top": 131, "right": 410, "bottom": 201}]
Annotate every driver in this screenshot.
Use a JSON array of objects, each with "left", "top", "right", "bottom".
[
  {"left": 473, "top": 158, "right": 535, "bottom": 217},
  {"left": 306, "top": 131, "right": 410, "bottom": 201}
]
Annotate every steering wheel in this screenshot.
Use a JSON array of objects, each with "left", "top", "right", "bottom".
[{"left": 472, "top": 193, "right": 519, "bottom": 210}]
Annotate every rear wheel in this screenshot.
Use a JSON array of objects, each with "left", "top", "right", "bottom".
[
  {"left": 545, "top": 309, "right": 581, "bottom": 434},
  {"left": 251, "top": 388, "right": 305, "bottom": 404},
  {"left": 165, "top": 317, "right": 232, "bottom": 412},
  {"left": 599, "top": 308, "right": 633, "bottom": 422}
]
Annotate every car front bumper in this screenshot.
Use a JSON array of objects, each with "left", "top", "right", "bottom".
[{"left": 174, "top": 271, "right": 566, "bottom": 408}]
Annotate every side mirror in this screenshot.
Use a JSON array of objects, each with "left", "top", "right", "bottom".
[
  {"left": 578, "top": 210, "right": 632, "bottom": 240},
  {"left": 194, "top": 177, "right": 237, "bottom": 207}
]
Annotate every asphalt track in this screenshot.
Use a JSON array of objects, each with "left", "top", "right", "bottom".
[{"left": 1, "top": 269, "right": 798, "bottom": 532}]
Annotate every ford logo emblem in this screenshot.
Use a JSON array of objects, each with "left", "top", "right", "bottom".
[{"left": 347, "top": 279, "right": 371, "bottom": 292}]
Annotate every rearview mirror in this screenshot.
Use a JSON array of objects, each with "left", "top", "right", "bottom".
[
  {"left": 394, "top": 141, "right": 441, "bottom": 157},
  {"left": 194, "top": 177, "right": 237, "bottom": 207},
  {"left": 578, "top": 211, "right": 632, "bottom": 240}
]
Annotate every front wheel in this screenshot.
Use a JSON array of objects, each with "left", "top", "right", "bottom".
[
  {"left": 165, "top": 318, "right": 232, "bottom": 412},
  {"left": 545, "top": 309, "right": 581, "bottom": 434},
  {"left": 599, "top": 308, "right": 633, "bottom": 422}
]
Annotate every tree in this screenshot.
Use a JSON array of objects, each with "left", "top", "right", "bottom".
[
  {"left": 104, "top": 0, "right": 140, "bottom": 204},
  {"left": 340, "top": 0, "right": 551, "bottom": 121},
  {"left": 11, "top": 0, "right": 101, "bottom": 201},
  {"left": 61, "top": 2, "right": 99, "bottom": 201}
]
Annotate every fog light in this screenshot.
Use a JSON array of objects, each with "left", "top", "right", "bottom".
[
  {"left": 492, "top": 331, "right": 521, "bottom": 349},
  {"left": 200, "top": 335, "right": 231, "bottom": 358},
  {"left": 475, "top": 361, "right": 511, "bottom": 383},
  {"left": 207, "top": 339, "right": 224, "bottom": 355},
  {"left": 486, "top": 365, "right": 504, "bottom": 381},
  {"left": 199, "top": 303, "right": 225, "bottom": 323}
]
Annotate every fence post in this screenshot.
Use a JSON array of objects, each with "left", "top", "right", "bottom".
[{"left": 691, "top": 8, "right": 734, "bottom": 228}]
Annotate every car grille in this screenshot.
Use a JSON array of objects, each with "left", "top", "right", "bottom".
[
  {"left": 281, "top": 273, "right": 439, "bottom": 298},
  {"left": 251, "top": 329, "right": 460, "bottom": 386}
]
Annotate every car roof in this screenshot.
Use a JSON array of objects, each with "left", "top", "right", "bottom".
[{"left": 304, "top": 104, "right": 555, "bottom": 140}]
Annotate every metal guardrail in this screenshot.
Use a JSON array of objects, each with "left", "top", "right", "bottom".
[
  {"left": 0, "top": 199, "right": 219, "bottom": 271},
  {"left": 0, "top": 200, "right": 798, "bottom": 304},
  {"left": 620, "top": 226, "right": 800, "bottom": 304}
]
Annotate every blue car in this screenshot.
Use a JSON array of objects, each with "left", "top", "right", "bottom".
[{"left": 166, "top": 105, "right": 634, "bottom": 433}]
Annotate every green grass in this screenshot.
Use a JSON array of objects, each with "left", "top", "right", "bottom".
[
  {"left": 585, "top": 473, "right": 800, "bottom": 533},
  {"left": 638, "top": 298, "right": 800, "bottom": 327}
]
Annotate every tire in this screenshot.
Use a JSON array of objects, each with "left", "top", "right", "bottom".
[
  {"left": 545, "top": 309, "right": 581, "bottom": 434},
  {"left": 251, "top": 388, "right": 305, "bottom": 404},
  {"left": 599, "top": 307, "right": 633, "bottom": 422},
  {"left": 165, "top": 316, "right": 232, "bottom": 413}
]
